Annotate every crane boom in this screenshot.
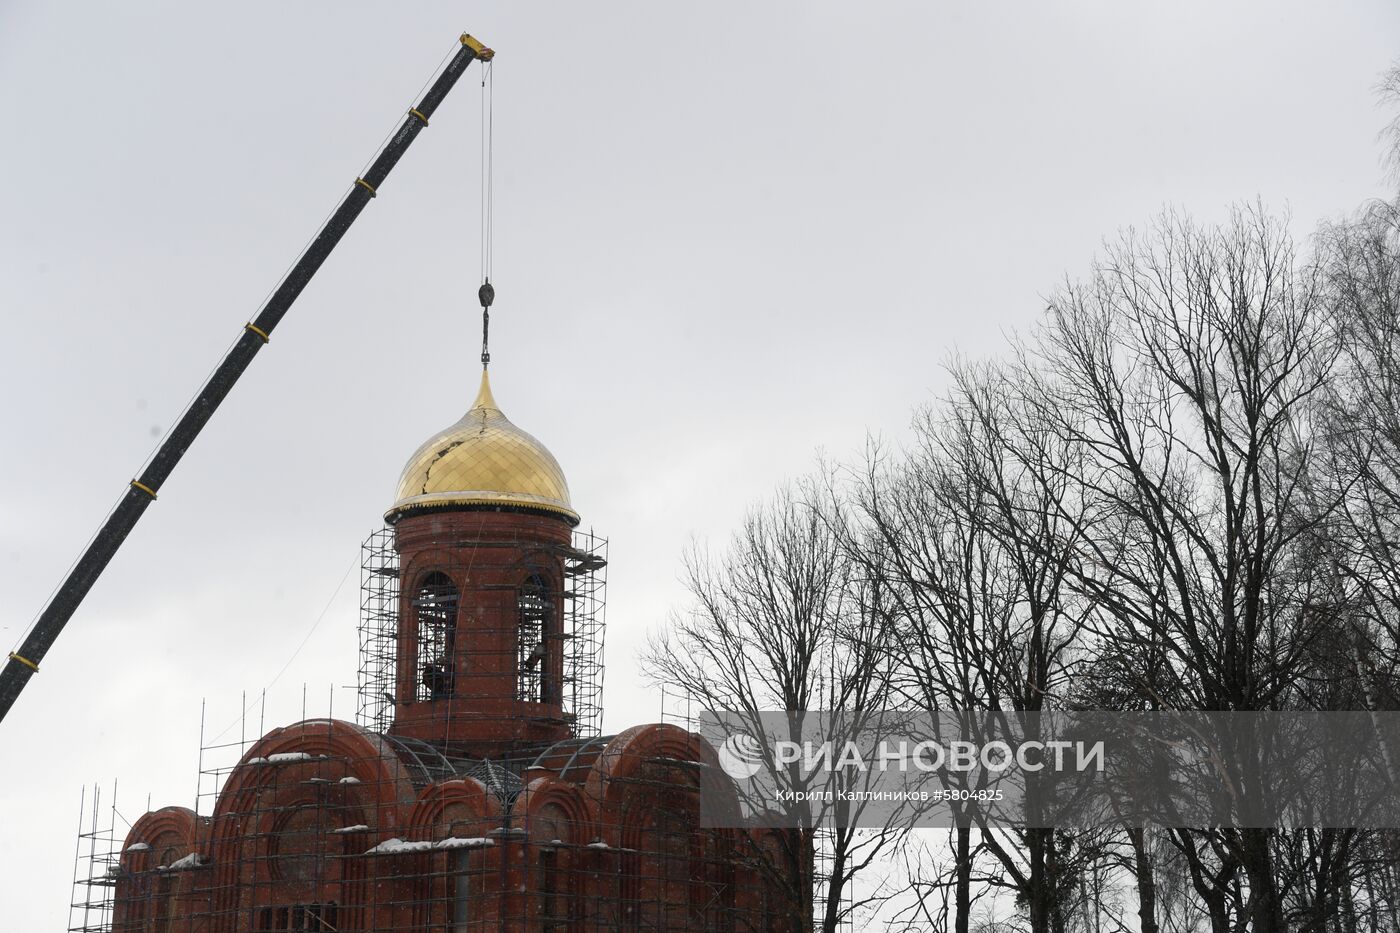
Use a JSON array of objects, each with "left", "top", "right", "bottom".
[{"left": 0, "top": 33, "right": 495, "bottom": 724}]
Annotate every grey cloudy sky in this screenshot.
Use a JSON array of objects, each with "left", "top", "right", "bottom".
[{"left": 2, "top": 2, "right": 1398, "bottom": 926}]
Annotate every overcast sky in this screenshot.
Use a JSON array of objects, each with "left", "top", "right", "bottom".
[{"left": 3, "top": 2, "right": 1398, "bottom": 927}]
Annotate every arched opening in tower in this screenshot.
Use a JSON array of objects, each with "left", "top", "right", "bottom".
[
  {"left": 413, "top": 571, "right": 459, "bottom": 701},
  {"left": 517, "top": 573, "right": 556, "bottom": 705}
]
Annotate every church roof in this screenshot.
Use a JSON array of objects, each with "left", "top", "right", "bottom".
[{"left": 386, "top": 368, "right": 578, "bottom": 525}]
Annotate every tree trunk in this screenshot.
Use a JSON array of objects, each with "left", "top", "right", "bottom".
[
  {"left": 1047, "top": 831, "right": 1068, "bottom": 933},
  {"left": 1239, "top": 829, "right": 1284, "bottom": 933},
  {"left": 1026, "top": 828, "right": 1052, "bottom": 933},
  {"left": 820, "top": 835, "right": 847, "bottom": 933},
  {"left": 1127, "top": 826, "right": 1159, "bottom": 933},
  {"left": 954, "top": 826, "right": 971, "bottom": 933},
  {"left": 1174, "top": 829, "right": 1233, "bottom": 933}
]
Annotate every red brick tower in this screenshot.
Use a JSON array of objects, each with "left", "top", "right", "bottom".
[{"left": 384, "top": 367, "right": 578, "bottom": 757}]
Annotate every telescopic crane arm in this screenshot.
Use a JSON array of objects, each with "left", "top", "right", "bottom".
[{"left": 0, "top": 33, "right": 495, "bottom": 724}]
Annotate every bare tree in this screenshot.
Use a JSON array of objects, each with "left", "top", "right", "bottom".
[
  {"left": 1016, "top": 206, "right": 1341, "bottom": 933},
  {"left": 846, "top": 358, "right": 1098, "bottom": 933},
  {"left": 1378, "top": 62, "right": 1400, "bottom": 191},
  {"left": 642, "top": 482, "right": 902, "bottom": 933},
  {"left": 845, "top": 204, "right": 1366, "bottom": 932},
  {"left": 1314, "top": 186, "right": 1400, "bottom": 932}
]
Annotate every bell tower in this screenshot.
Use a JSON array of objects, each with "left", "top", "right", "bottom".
[{"left": 383, "top": 367, "right": 579, "bottom": 756}]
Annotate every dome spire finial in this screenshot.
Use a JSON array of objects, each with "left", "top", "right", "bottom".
[{"left": 471, "top": 366, "right": 498, "bottom": 412}]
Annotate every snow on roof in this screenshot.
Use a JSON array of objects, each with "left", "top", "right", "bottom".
[
  {"left": 267, "top": 752, "right": 315, "bottom": 763},
  {"left": 124, "top": 843, "right": 150, "bottom": 853},
  {"left": 332, "top": 825, "right": 370, "bottom": 834},
  {"left": 162, "top": 853, "right": 207, "bottom": 871},
  {"left": 243, "top": 751, "right": 328, "bottom": 766},
  {"left": 435, "top": 836, "right": 494, "bottom": 851},
  {"left": 365, "top": 836, "right": 495, "bottom": 855},
  {"left": 365, "top": 838, "right": 434, "bottom": 854}
]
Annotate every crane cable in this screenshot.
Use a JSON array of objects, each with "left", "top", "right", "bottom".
[{"left": 478, "top": 59, "right": 495, "bottom": 366}]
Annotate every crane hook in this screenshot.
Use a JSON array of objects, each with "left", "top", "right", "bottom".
[{"left": 479, "top": 280, "right": 494, "bottom": 366}]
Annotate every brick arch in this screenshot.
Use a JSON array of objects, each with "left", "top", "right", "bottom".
[
  {"left": 206, "top": 719, "right": 416, "bottom": 914},
  {"left": 213, "top": 719, "right": 415, "bottom": 821},
  {"left": 113, "top": 806, "right": 209, "bottom": 932},
  {"left": 405, "top": 777, "right": 501, "bottom": 841},
  {"left": 398, "top": 555, "right": 468, "bottom": 599},
  {"left": 587, "top": 724, "right": 739, "bottom": 930},
  {"left": 122, "top": 806, "right": 205, "bottom": 873},
  {"left": 586, "top": 723, "right": 732, "bottom": 847},
  {"left": 514, "top": 776, "right": 595, "bottom": 846}
]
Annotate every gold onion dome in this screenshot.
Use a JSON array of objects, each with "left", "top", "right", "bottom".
[{"left": 386, "top": 368, "right": 578, "bottom": 525}]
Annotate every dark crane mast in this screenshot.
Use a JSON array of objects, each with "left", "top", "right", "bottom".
[{"left": 0, "top": 33, "right": 495, "bottom": 723}]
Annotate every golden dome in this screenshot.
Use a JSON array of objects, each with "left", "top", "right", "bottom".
[{"left": 386, "top": 369, "right": 578, "bottom": 525}]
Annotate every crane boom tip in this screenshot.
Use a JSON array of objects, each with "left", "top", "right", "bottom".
[{"left": 461, "top": 34, "right": 494, "bottom": 61}]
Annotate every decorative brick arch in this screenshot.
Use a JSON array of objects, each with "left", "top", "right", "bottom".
[
  {"left": 206, "top": 719, "right": 417, "bottom": 919},
  {"left": 586, "top": 723, "right": 733, "bottom": 848},
  {"left": 515, "top": 775, "right": 595, "bottom": 846},
  {"left": 121, "top": 806, "right": 205, "bottom": 873},
  {"left": 112, "top": 806, "right": 209, "bottom": 933},
  {"left": 212, "top": 719, "right": 415, "bottom": 826},
  {"left": 405, "top": 777, "right": 501, "bottom": 841}
]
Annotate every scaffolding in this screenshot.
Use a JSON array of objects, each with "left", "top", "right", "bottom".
[
  {"left": 356, "top": 525, "right": 607, "bottom": 740},
  {"left": 357, "top": 526, "right": 399, "bottom": 734},
  {"left": 561, "top": 530, "right": 607, "bottom": 741},
  {"left": 69, "top": 783, "right": 123, "bottom": 933}
]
